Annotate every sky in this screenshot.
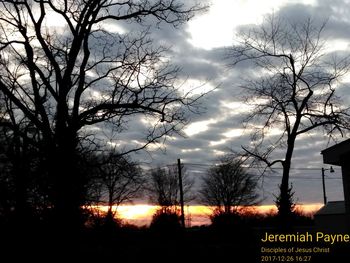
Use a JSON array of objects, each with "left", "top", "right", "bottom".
[
  {"left": 110, "top": 0, "right": 349, "bottom": 205},
  {"left": 101, "top": 204, "right": 323, "bottom": 226}
]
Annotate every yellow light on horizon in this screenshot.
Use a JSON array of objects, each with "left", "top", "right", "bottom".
[
  {"left": 91, "top": 203, "right": 323, "bottom": 226},
  {"left": 117, "top": 205, "right": 158, "bottom": 220}
]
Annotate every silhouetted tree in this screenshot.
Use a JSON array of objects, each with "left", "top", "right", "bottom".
[
  {"left": 275, "top": 183, "right": 295, "bottom": 218},
  {"left": 146, "top": 166, "right": 193, "bottom": 213},
  {"left": 227, "top": 16, "right": 350, "bottom": 220},
  {"left": 0, "top": 91, "right": 44, "bottom": 223},
  {"left": 149, "top": 208, "right": 181, "bottom": 232},
  {"left": 0, "top": 116, "right": 13, "bottom": 220},
  {"left": 200, "top": 155, "right": 260, "bottom": 214},
  {"left": 94, "top": 150, "right": 144, "bottom": 216},
  {"left": 0, "top": 0, "right": 207, "bottom": 228}
]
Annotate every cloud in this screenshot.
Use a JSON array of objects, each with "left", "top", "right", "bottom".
[
  {"left": 276, "top": 0, "right": 350, "bottom": 40},
  {"left": 89, "top": 0, "right": 350, "bottom": 204}
]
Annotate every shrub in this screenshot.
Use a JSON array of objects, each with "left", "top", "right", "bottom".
[
  {"left": 150, "top": 209, "right": 182, "bottom": 231},
  {"left": 210, "top": 210, "right": 243, "bottom": 230}
]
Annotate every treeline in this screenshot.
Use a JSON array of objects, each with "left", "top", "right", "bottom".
[{"left": 0, "top": 118, "right": 260, "bottom": 229}]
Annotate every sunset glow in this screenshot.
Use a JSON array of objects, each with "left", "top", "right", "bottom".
[{"left": 92, "top": 203, "right": 323, "bottom": 227}]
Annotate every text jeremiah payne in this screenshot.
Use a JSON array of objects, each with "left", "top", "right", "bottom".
[{"left": 261, "top": 232, "right": 350, "bottom": 245}]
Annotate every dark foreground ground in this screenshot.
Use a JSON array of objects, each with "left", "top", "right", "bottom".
[
  {"left": 2, "top": 225, "right": 257, "bottom": 262},
  {"left": 1, "top": 220, "right": 349, "bottom": 262}
]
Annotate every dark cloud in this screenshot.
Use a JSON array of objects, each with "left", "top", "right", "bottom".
[{"left": 276, "top": 0, "right": 350, "bottom": 40}]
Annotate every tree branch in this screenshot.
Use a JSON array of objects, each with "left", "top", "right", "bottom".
[{"left": 241, "top": 146, "right": 284, "bottom": 167}]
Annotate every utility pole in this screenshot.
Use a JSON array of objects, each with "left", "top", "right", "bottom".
[
  {"left": 321, "top": 167, "right": 335, "bottom": 205},
  {"left": 321, "top": 168, "right": 327, "bottom": 205},
  {"left": 177, "top": 158, "right": 185, "bottom": 228}
]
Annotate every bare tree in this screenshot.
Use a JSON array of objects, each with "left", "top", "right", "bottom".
[
  {"left": 227, "top": 15, "right": 350, "bottom": 219},
  {"left": 200, "top": 155, "right": 259, "bottom": 214},
  {"left": 0, "top": 91, "right": 43, "bottom": 222},
  {"left": 0, "top": 0, "right": 207, "bottom": 227},
  {"left": 146, "top": 165, "right": 193, "bottom": 213},
  {"left": 94, "top": 150, "right": 144, "bottom": 217},
  {"left": 0, "top": 100, "right": 14, "bottom": 218}
]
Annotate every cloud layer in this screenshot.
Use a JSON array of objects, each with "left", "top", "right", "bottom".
[{"left": 103, "top": 0, "right": 350, "bottom": 204}]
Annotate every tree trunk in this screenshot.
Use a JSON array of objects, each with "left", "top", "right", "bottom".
[
  {"left": 224, "top": 205, "right": 230, "bottom": 214},
  {"left": 278, "top": 135, "right": 296, "bottom": 222},
  {"left": 13, "top": 131, "right": 29, "bottom": 224},
  {"left": 48, "top": 124, "right": 83, "bottom": 233},
  {"left": 108, "top": 189, "right": 113, "bottom": 215}
]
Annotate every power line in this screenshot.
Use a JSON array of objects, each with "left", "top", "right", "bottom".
[
  {"left": 182, "top": 163, "right": 212, "bottom": 167},
  {"left": 251, "top": 174, "right": 342, "bottom": 179},
  {"left": 248, "top": 167, "right": 333, "bottom": 171},
  {"left": 142, "top": 162, "right": 343, "bottom": 180},
  {"left": 182, "top": 162, "right": 337, "bottom": 171},
  {"left": 146, "top": 161, "right": 338, "bottom": 170}
]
